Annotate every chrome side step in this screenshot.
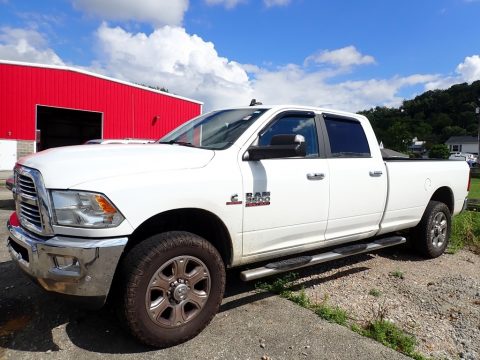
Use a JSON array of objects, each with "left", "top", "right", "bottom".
[{"left": 240, "top": 236, "right": 406, "bottom": 281}]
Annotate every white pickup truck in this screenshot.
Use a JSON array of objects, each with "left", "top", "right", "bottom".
[{"left": 7, "top": 105, "right": 470, "bottom": 347}]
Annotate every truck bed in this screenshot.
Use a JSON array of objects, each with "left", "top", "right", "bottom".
[{"left": 377, "top": 159, "right": 469, "bottom": 235}]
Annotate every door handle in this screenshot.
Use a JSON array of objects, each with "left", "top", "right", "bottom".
[
  {"left": 307, "top": 173, "right": 325, "bottom": 180},
  {"left": 369, "top": 170, "right": 383, "bottom": 177}
]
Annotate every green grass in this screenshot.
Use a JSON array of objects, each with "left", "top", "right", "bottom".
[
  {"left": 312, "top": 302, "right": 348, "bottom": 325},
  {"left": 359, "top": 320, "right": 428, "bottom": 360},
  {"left": 389, "top": 270, "right": 404, "bottom": 279},
  {"left": 449, "top": 210, "right": 480, "bottom": 254},
  {"left": 369, "top": 288, "right": 382, "bottom": 297},
  {"left": 257, "top": 274, "right": 428, "bottom": 359},
  {"left": 256, "top": 275, "right": 347, "bottom": 326},
  {"left": 468, "top": 178, "right": 480, "bottom": 199}
]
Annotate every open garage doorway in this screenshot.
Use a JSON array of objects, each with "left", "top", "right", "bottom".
[{"left": 36, "top": 105, "right": 102, "bottom": 151}]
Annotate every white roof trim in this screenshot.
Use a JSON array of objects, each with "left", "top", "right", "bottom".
[{"left": 0, "top": 59, "right": 203, "bottom": 105}]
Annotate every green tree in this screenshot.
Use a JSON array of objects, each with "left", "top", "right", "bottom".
[
  {"left": 360, "top": 80, "right": 480, "bottom": 152},
  {"left": 385, "top": 122, "right": 411, "bottom": 152},
  {"left": 428, "top": 144, "right": 450, "bottom": 159},
  {"left": 442, "top": 125, "right": 467, "bottom": 139}
]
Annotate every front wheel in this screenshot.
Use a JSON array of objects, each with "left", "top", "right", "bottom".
[
  {"left": 118, "top": 231, "right": 226, "bottom": 347},
  {"left": 412, "top": 201, "right": 451, "bottom": 258}
]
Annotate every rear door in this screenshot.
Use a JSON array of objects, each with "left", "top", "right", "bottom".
[{"left": 321, "top": 113, "right": 387, "bottom": 241}]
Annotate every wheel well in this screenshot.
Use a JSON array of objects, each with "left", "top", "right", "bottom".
[
  {"left": 430, "top": 187, "right": 454, "bottom": 214},
  {"left": 126, "top": 208, "right": 233, "bottom": 265}
]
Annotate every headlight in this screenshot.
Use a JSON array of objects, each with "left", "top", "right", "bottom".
[{"left": 51, "top": 190, "right": 124, "bottom": 228}]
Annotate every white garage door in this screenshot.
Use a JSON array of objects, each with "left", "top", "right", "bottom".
[{"left": 0, "top": 140, "right": 17, "bottom": 170}]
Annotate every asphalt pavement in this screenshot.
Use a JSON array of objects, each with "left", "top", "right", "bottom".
[{"left": 0, "top": 186, "right": 408, "bottom": 360}]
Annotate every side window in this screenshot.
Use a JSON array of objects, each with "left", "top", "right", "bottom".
[
  {"left": 259, "top": 116, "right": 319, "bottom": 157},
  {"left": 324, "top": 117, "right": 371, "bottom": 157}
]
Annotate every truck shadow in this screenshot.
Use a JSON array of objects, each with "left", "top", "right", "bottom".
[{"left": 0, "top": 247, "right": 410, "bottom": 355}]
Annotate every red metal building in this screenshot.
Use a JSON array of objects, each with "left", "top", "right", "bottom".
[{"left": 0, "top": 60, "right": 202, "bottom": 168}]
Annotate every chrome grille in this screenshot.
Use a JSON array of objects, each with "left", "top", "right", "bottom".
[
  {"left": 19, "top": 202, "right": 42, "bottom": 227},
  {"left": 16, "top": 172, "right": 43, "bottom": 232},
  {"left": 17, "top": 175, "right": 37, "bottom": 197},
  {"left": 14, "top": 166, "right": 53, "bottom": 236}
]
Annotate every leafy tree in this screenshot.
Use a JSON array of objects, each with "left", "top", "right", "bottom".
[
  {"left": 442, "top": 126, "right": 466, "bottom": 139},
  {"left": 136, "top": 83, "right": 169, "bottom": 93},
  {"left": 385, "top": 122, "right": 411, "bottom": 152},
  {"left": 359, "top": 80, "right": 480, "bottom": 149},
  {"left": 428, "top": 144, "right": 450, "bottom": 159}
]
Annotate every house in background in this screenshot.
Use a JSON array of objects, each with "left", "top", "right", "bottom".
[
  {"left": 409, "top": 137, "right": 426, "bottom": 154},
  {"left": 445, "top": 136, "right": 479, "bottom": 155}
]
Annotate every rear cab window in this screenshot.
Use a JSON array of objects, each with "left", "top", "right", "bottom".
[{"left": 323, "top": 115, "right": 371, "bottom": 158}]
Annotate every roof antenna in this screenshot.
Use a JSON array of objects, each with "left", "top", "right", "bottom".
[{"left": 249, "top": 98, "right": 262, "bottom": 106}]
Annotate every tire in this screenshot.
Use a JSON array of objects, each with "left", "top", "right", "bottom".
[
  {"left": 412, "top": 201, "right": 451, "bottom": 258},
  {"left": 118, "top": 231, "right": 226, "bottom": 348}
]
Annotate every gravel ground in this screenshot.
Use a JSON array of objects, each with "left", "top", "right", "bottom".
[
  {"left": 1, "top": 184, "right": 478, "bottom": 359},
  {"left": 294, "top": 247, "right": 480, "bottom": 360}
]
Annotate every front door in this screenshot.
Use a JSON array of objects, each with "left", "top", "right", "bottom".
[{"left": 240, "top": 112, "right": 330, "bottom": 257}]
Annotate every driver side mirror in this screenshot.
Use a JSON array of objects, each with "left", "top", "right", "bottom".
[{"left": 245, "top": 134, "right": 306, "bottom": 161}]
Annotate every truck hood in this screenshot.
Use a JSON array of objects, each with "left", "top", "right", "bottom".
[{"left": 18, "top": 144, "right": 215, "bottom": 189}]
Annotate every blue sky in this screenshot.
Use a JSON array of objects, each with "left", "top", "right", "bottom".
[{"left": 1, "top": 0, "right": 480, "bottom": 111}]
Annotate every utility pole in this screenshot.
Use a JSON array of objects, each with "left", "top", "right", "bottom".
[
  {"left": 475, "top": 104, "right": 480, "bottom": 164},
  {"left": 477, "top": 104, "right": 480, "bottom": 162}
]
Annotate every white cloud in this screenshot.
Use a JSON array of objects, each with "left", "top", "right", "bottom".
[
  {"left": 95, "top": 23, "right": 252, "bottom": 109},
  {"left": 204, "top": 0, "right": 246, "bottom": 9},
  {"left": 0, "top": 27, "right": 64, "bottom": 65},
  {"left": 424, "top": 54, "right": 480, "bottom": 90},
  {"left": 88, "top": 22, "right": 480, "bottom": 113},
  {"left": 306, "top": 46, "right": 376, "bottom": 68},
  {"left": 92, "top": 24, "right": 450, "bottom": 112},
  {"left": 205, "top": 0, "right": 290, "bottom": 8},
  {"left": 264, "top": 0, "right": 291, "bottom": 7},
  {"left": 73, "top": 0, "right": 189, "bottom": 27},
  {"left": 251, "top": 66, "right": 439, "bottom": 111},
  {"left": 456, "top": 55, "right": 480, "bottom": 82}
]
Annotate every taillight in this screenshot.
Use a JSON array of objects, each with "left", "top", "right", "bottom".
[{"left": 467, "top": 172, "right": 471, "bottom": 192}]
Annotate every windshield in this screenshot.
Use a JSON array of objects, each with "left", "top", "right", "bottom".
[{"left": 158, "top": 108, "right": 268, "bottom": 150}]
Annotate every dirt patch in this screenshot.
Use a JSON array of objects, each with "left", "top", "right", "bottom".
[
  {"left": 0, "top": 297, "right": 33, "bottom": 360},
  {"left": 296, "top": 249, "right": 480, "bottom": 360}
]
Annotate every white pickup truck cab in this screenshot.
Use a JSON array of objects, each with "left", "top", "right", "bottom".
[{"left": 7, "top": 105, "right": 470, "bottom": 347}]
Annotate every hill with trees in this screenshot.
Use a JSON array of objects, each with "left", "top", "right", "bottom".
[{"left": 358, "top": 80, "right": 480, "bottom": 153}]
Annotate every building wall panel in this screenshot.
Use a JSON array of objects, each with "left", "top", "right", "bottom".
[{"left": 0, "top": 63, "right": 202, "bottom": 141}]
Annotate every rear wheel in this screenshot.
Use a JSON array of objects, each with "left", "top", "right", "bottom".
[
  {"left": 118, "top": 231, "right": 226, "bottom": 347},
  {"left": 412, "top": 201, "right": 451, "bottom": 258}
]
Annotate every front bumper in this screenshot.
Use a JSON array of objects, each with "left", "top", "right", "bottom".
[{"left": 7, "top": 212, "right": 127, "bottom": 308}]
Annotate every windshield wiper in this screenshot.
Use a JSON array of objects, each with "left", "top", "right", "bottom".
[{"left": 158, "top": 140, "right": 196, "bottom": 147}]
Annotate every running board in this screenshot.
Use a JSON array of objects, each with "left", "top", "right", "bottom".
[{"left": 240, "top": 236, "right": 406, "bottom": 282}]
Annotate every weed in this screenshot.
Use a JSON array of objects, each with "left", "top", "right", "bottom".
[
  {"left": 468, "top": 178, "right": 480, "bottom": 199},
  {"left": 312, "top": 302, "right": 348, "bottom": 326},
  {"left": 449, "top": 211, "right": 480, "bottom": 254},
  {"left": 363, "top": 320, "right": 416, "bottom": 354},
  {"left": 283, "top": 289, "right": 311, "bottom": 308},
  {"left": 350, "top": 323, "right": 363, "bottom": 334},
  {"left": 369, "top": 288, "right": 382, "bottom": 297},
  {"left": 389, "top": 270, "right": 404, "bottom": 279},
  {"left": 370, "top": 298, "right": 391, "bottom": 322},
  {"left": 256, "top": 273, "right": 297, "bottom": 295}
]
